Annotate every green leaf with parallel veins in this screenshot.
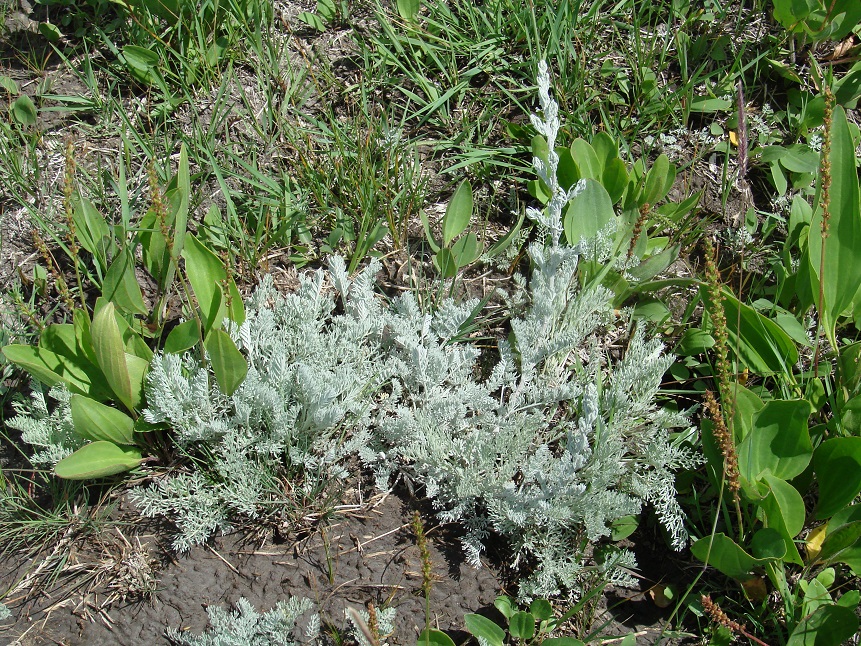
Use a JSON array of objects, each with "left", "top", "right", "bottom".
[
  {"left": 815, "top": 437, "right": 861, "bottom": 519},
  {"left": 691, "top": 533, "right": 765, "bottom": 578},
  {"left": 786, "top": 604, "right": 858, "bottom": 646},
  {"left": 102, "top": 247, "right": 148, "bottom": 316},
  {"left": 164, "top": 320, "right": 201, "bottom": 354},
  {"left": 509, "top": 612, "right": 535, "bottom": 640},
  {"left": 564, "top": 178, "right": 614, "bottom": 245},
  {"left": 464, "top": 614, "right": 505, "bottom": 646},
  {"left": 205, "top": 328, "right": 247, "bottom": 396},
  {"left": 810, "top": 106, "right": 861, "bottom": 349},
  {"left": 54, "top": 441, "right": 142, "bottom": 479},
  {"left": 416, "top": 629, "right": 455, "bottom": 646},
  {"left": 92, "top": 302, "right": 133, "bottom": 412},
  {"left": 738, "top": 399, "right": 812, "bottom": 483},
  {"left": 71, "top": 395, "right": 135, "bottom": 445},
  {"left": 443, "top": 180, "right": 473, "bottom": 247},
  {"left": 12, "top": 94, "right": 36, "bottom": 126}
]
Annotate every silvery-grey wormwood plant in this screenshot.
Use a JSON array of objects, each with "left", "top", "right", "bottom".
[{"left": 10, "top": 61, "right": 699, "bottom": 599}]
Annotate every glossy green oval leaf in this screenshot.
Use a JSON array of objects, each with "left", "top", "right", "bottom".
[
  {"left": 92, "top": 302, "right": 133, "bottom": 411},
  {"left": 610, "top": 514, "right": 639, "bottom": 541},
  {"left": 493, "top": 595, "right": 515, "bottom": 619},
  {"left": 570, "top": 138, "right": 602, "bottom": 179},
  {"left": 450, "top": 232, "right": 481, "bottom": 267},
  {"left": 750, "top": 527, "right": 787, "bottom": 560},
  {"left": 509, "top": 611, "right": 535, "bottom": 641},
  {"left": 396, "top": 0, "right": 420, "bottom": 21},
  {"left": 564, "top": 178, "right": 614, "bottom": 245},
  {"left": 556, "top": 147, "right": 580, "bottom": 192},
  {"left": 416, "top": 629, "right": 455, "bottom": 646},
  {"left": 205, "top": 328, "right": 247, "bottom": 396},
  {"left": 433, "top": 248, "right": 458, "bottom": 278},
  {"left": 164, "top": 320, "right": 201, "bottom": 355},
  {"left": 738, "top": 399, "right": 813, "bottom": 482},
  {"left": 786, "top": 604, "right": 858, "bottom": 646},
  {"left": 814, "top": 437, "right": 861, "bottom": 519},
  {"left": 72, "top": 197, "right": 111, "bottom": 271},
  {"left": 759, "top": 473, "right": 805, "bottom": 565},
  {"left": 591, "top": 131, "right": 618, "bottom": 166},
  {"left": 71, "top": 395, "right": 135, "bottom": 445},
  {"left": 691, "top": 533, "right": 764, "bottom": 578},
  {"left": 463, "top": 614, "right": 505, "bottom": 646},
  {"left": 183, "top": 233, "right": 243, "bottom": 332},
  {"left": 809, "top": 106, "right": 861, "bottom": 349},
  {"left": 529, "top": 598, "right": 552, "bottom": 621},
  {"left": 102, "top": 247, "right": 148, "bottom": 316},
  {"left": 602, "top": 157, "right": 629, "bottom": 204},
  {"left": 420, "top": 210, "right": 441, "bottom": 252},
  {"left": 54, "top": 441, "right": 142, "bottom": 480},
  {"left": 125, "top": 353, "right": 148, "bottom": 411},
  {"left": 443, "top": 180, "right": 473, "bottom": 247},
  {"left": 704, "top": 287, "right": 799, "bottom": 375},
  {"left": 12, "top": 94, "right": 36, "bottom": 126},
  {"left": 642, "top": 154, "right": 671, "bottom": 206},
  {"left": 819, "top": 520, "right": 861, "bottom": 571},
  {"left": 2, "top": 343, "right": 110, "bottom": 399}
]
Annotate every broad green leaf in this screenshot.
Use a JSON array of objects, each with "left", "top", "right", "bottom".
[
  {"left": 12, "top": 94, "right": 36, "bottom": 126},
  {"left": 122, "top": 45, "right": 160, "bottom": 84},
  {"left": 0, "top": 75, "right": 19, "bottom": 94},
  {"left": 2, "top": 344, "right": 110, "bottom": 399},
  {"left": 809, "top": 106, "right": 861, "bottom": 348},
  {"left": 738, "top": 399, "right": 812, "bottom": 482},
  {"left": 564, "top": 178, "right": 614, "bottom": 245},
  {"left": 493, "top": 596, "right": 515, "bottom": 619},
  {"left": 750, "top": 527, "right": 787, "bottom": 560},
  {"left": 786, "top": 604, "right": 858, "bottom": 646},
  {"left": 102, "top": 247, "right": 148, "bottom": 316},
  {"left": 54, "top": 441, "right": 142, "bottom": 479},
  {"left": 602, "top": 157, "right": 628, "bottom": 204},
  {"left": 556, "top": 147, "right": 580, "bottom": 191},
  {"left": 164, "top": 144, "right": 190, "bottom": 299},
  {"left": 416, "top": 629, "right": 455, "bottom": 646},
  {"left": 125, "top": 353, "right": 148, "bottom": 410},
  {"left": 591, "top": 131, "right": 618, "bottom": 167},
  {"left": 627, "top": 244, "right": 679, "bottom": 280},
  {"left": 642, "top": 154, "right": 671, "bottom": 206},
  {"left": 688, "top": 95, "right": 732, "bottom": 112},
  {"left": 72, "top": 196, "right": 111, "bottom": 274},
  {"left": 463, "top": 614, "right": 505, "bottom": 646},
  {"left": 450, "top": 232, "right": 481, "bottom": 267},
  {"left": 675, "top": 329, "right": 715, "bottom": 356},
  {"left": 691, "top": 533, "right": 764, "bottom": 578},
  {"left": 443, "top": 180, "right": 473, "bottom": 247},
  {"left": 39, "top": 324, "right": 78, "bottom": 358},
  {"left": 780, "top": 144, "right": 820, "bottom": 174},
  {"left": 759, "top": 473, "right": 805, "bottom": 565},
  {"left": 71, "top": 395, "right": 135, "bottom": 445},
  {"left": 819, "top": 520, "right": 861, "bottom": 571},
  {"left": 205, "top": 328, "right": 247, "bottom": 396},
  {"left": 705, "top": 288, "right": 798, "bottom": 375},
  {"left": 509, "top": 612, "right": 535, "bottom": 641},
  {"left": 164, "top": 320, "right": 200, "bottom": 354},
  {"left": 433, "top": 248, "right": 457, "bottom": 278},
  {"left": 92, "top": 302, "right": 133, "bottom": 411},
  {"left": 183, "top": 234, "right": 243, "bottom": 331},
  {"left": 611, "top": 514, "right": 639, "bottom": 541},
  {"left": 570, "top": 138, "right": 602, "bottom": 179},
  {"left": 396, "top": 0, "right": 420, "bottom": 21},
  {"left": 814, "top": 437, "right": 861, "bottom": 519},
  {"left": 316, "top": 0, "right": 336, "bottom": 20},
  {"left": 529, "top": 598, "right": 552, "bottom": 621}
]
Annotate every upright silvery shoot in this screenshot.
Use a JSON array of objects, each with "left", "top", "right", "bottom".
[{"left": 527, "top": 60, "right": 585, "bottom": 247}]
